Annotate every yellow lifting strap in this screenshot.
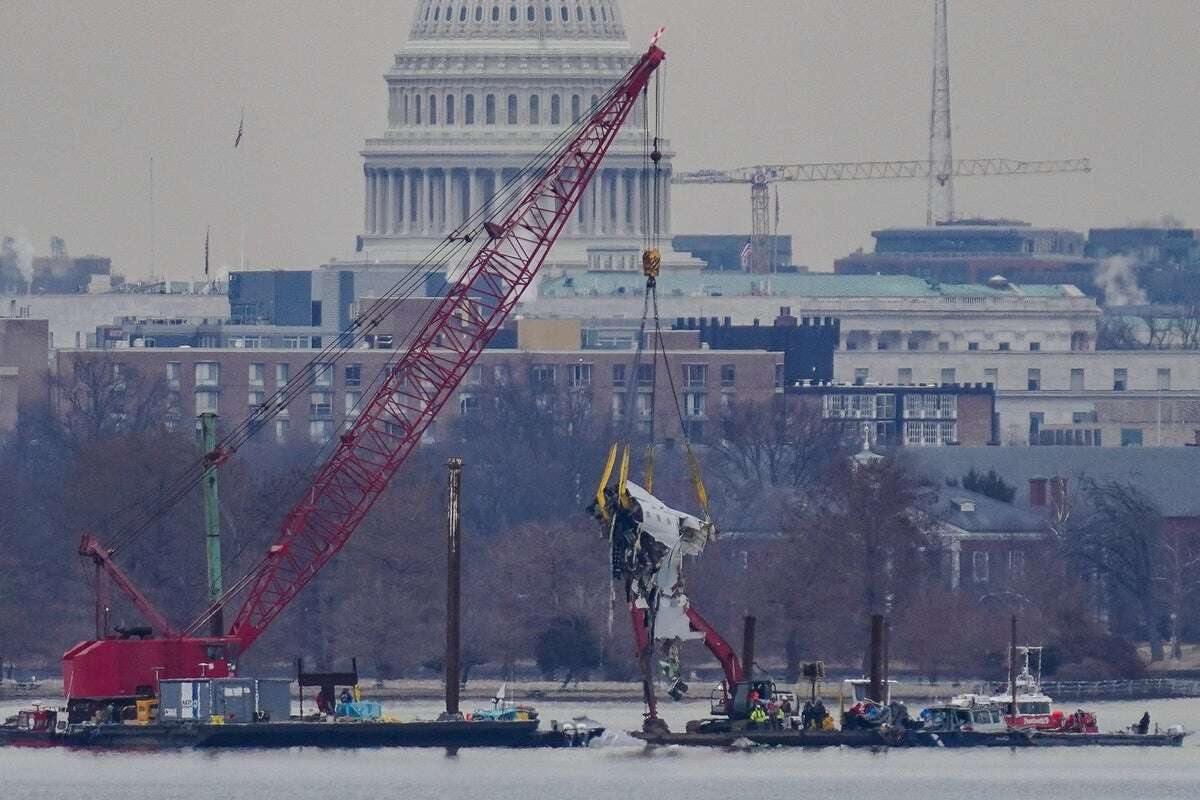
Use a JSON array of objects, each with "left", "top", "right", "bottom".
[
  {"left": 685, "top": 442, "right": 711, "bottom": 523},
  {"left": 595, "top": 442, "right": 619, "bottom": 522},
  {"left": 617, "top": 444, "right": 632, "bottom": 509}
]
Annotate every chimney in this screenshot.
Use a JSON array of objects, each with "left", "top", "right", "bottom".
[{"left": 1029, "top": 478, "right": 1048, "bottom": 507}]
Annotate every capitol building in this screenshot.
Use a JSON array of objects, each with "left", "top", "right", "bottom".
[{"left": 353, "top": 0, "right": 700, "bottom": 274}]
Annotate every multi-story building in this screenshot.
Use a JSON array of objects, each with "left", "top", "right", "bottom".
[
  {"left": 54, "top": 339, "right": 782, "bottom": 446},
  {"left": 836, "top": 350, "right": 1200, "bottom": 447},
  {"left": 834, "top": 219, "right": 1099, "bottom": 294},
  {"left": 0, "top": 317, "right": 51, "bottom": 433},
  {"left": 788, "top": 381, "right": 996, "bottom": 447},
  {"left": 527, "top": 272, "right": 1100, "bottom": 353}
]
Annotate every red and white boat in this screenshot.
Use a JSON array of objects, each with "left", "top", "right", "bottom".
[{"left": 988, "top": 646, "right": 1097, "bottom": 733}]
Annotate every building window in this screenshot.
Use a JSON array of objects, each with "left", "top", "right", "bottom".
[
  {"left": 907, "top": 339, "right": 920, "bottom": 352},
  {"left": 459, "top": 393, "right": 480, "bottom": 415},
  {"left": 636, "top": 363, "right": 654, "bottom": 386},
  {"left": 510, "top": 5, "right": 517, "bottom": 21},
  {"left": 571, "top": 94, "right": 581, "bottom": 122},
  {"left": 903, "top": 420, "right": 956, "bottom": 447},
  {"left": 854, "top": 368, "right": 868, "bottom": 386},
  {"left": 429, "top": 94, "right": 437, "bottom": 125},
  {"left": 938, "top": 342, "right": 950, "bottom": 352},
  {"left": 195, "top": 390, "right": 219, "bottom": 414},
  {"left": 345, "top": 391, "right": 362, "bottom": 418},
  {"left": 507, "top": 94, "right": 518, "bottom": 124},
  {"left": 984, "top": 368, "right": 998, "bottom": 387},
  {"left": 544, "top": 4, "right": 552, "bottom": 20},
  {"left": 968, "top": 342, "right": 979, "bottom": 351},
  {"left": 1071, "top": 332, "right": 1089, "bottom": 351},
  {"left": 465, "top": 94, "right": 476, "bottom": 125},
  {"left": 1027, "top": 368, "right": 1041, "bottom": 391},
  {"left": 720, "top": 364, "right": 736, "bottom": 387},
  {"left": 166, "top": 362, "right": 181, "bottom": 389},
  {"left": 1121, "top": 428, "right": 1144, "bottom": 447},
  {"left": 1029, "top": 412, "right": 1044, "bottom": 445},
  {"left": 1158, "top": 368, "right": 1172, "bottom": 391},
  {"left": 1029, "top": 342, "right": 1041, "bottom": 352},
  {"left": 611, "top": 394, "right": 625, "bottom": 421},
  {"left": 446, "top": 94, "right": 456, "bottom": 124},
  {"left": 568, "top": 363, "right": 593, "bottom": 389},
  {"left": 310, "top": 391, "right": 333, "bottom": 418},
  {"left": 529, "top": 95, "right": 540, "bottom": 125},
  {"left": 560, "top": 4, "right": 568, "bottom": 21},
  {"left": 612, "top": 364, "right": 627, "bottom": 387},
  {"left": 1114, "top": 368, "right": 1128, "bottom": 391},
  {"left": 998, "top": 342, "right": 1011, "bottom": 352},
  {"left": 248, "top": 390, "right": 265, "bottom": 413},
  {"left": 972, "top": 551, "right": 989, "bottom": 583},
  {"left": 940, "top": 368, "right": 956, "bottom": 385},
  {"left": 247, "top": 363, "right": 265, "bottom": 386},
  {"left": 492, "top": 4, "right": 500, "bottom": 21},
  {"left": 195, "top": 362, "right": 220, "bottom": 386},
  {"left": 895, "top": 367, "right": 912, "bottom": 385},
  {"left": 314, "top": 363, "right": 333, "bottom": 387},
  {"left": 415, "top": 94, "right": 422, "bottom": 125},
  {"left": 485, "top": 94, "right": 496, "bottom": 124},
  {"left": 530, "top": 364, "right": 556, "bottom": 387},
  {"left": 1008, "top": 551, "right": 1025, "bottom": 580},
  {"left": 309, "top": 419, "right": 333, "bottom": 443},
  {"left": 274, "top": 418, "right": 289, "bottom": 444},
  {"left": 463, "top": 364, "right": 483, "bottom": 386},
  {"left": 684, "top": 364, "right": 708, "bottom": 388},
  {"left": 527, "top": 3, "right": 535, "bottom": 21},
  {"left": 1070, "top": 368, "right": 1084, "bottom": 391},
  {"left": 635, "top": 392, "right": 653, "bottom": 419},
  {"left": 685, "top": 392, "right": 706, "bottom": 418},
  {"left": 345, "top": 363, "right": 362, "bottom": 387},
  {"left": 550, "top": 94, "right": 561, "bottom": 125},
  {"left": 275, "top": 363, "right": 290, "bottom": 386},
  {"left": 493, "top": 364, "right": 511, "bottom": 386}
]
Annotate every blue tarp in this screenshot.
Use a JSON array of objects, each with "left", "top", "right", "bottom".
[{"left": 335, "top": 701, "right": 382, "bottom": 720}]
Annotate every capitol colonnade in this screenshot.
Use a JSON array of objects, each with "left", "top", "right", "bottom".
[{"left": 362, "top": 165, "right": 672, "bottom": 239}]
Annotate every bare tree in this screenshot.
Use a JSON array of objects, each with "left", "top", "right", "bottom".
[{"left": 43, "top": 354, "right": 170, "bottom": 448}]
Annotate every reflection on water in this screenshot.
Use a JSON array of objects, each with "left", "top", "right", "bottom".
[{"left": 3, "top": 699, "right": 1200, "bottom": 800}]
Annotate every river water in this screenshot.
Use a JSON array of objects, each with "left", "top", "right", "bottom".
[{"left": 3, "top": 697, "right": 1199, "bottom": 800}]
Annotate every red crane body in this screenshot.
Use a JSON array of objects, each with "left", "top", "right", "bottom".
[{"left": 63, "top": 44, "right": 666, "bottom": 707}]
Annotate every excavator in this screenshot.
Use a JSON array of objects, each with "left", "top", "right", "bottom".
[
  {"left": 57, "top": 38, "right": 669, "bottom": 721},
  {"left": 589, "top": 443, "right": 788, "bottom": 734}
]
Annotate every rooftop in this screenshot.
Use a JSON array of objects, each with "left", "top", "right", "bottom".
[
  {"left": 908, "top": 447, "right": 1200, "bottom": 519},
  {"left": 537, "top": 272, "right": 1082, "bottom": 300}
]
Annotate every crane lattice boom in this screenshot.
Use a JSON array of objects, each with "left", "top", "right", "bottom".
[{"left": 672, "top": 158, "right": 1091, "bottom": 185}]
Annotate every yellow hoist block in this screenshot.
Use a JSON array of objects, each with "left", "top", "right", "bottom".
[{"left": 641, "top": 248, "right": 661, "bottom": 281}]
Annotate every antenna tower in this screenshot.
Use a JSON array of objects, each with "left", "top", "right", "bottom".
[{"left": 927, "top": 0, "right": 954, "bottom": 225}]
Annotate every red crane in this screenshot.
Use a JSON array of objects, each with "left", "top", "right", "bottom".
[{"left": 63, "top": 42, "right": 667, "bottom": 713}]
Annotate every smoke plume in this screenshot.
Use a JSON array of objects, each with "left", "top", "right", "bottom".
[{"left": 1094, "top": 255, "right": 1147, "bottom": 307}]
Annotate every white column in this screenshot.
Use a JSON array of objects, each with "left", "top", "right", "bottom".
[
  {"left": 384, "top": 169, "right": 395, "bottom": 235},
  {"left": 465, "top": 168, "right": 475, "bottom": 224},
  {"left": 421, "top": 169, "right": 431, "bottom": 235},
  {"left": 397, "top": 170, "right": 407, "bottom": 235},
  {"left": 363, "top": 167, "right": 372, "bottom": 233},
  {"left": 442, "top": 169, "right": 451, "bottom": 233},
  {"left": 632, "top": 170, "right": 643, "bottom": 236}
]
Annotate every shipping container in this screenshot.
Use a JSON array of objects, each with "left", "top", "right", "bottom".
[{"left": 159, "top": 680, "right": 212, "bottom": 722}]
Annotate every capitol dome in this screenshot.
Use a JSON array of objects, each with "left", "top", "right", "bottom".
[{"left": 356, "top": 0, "right": 699, "bottom": 274}]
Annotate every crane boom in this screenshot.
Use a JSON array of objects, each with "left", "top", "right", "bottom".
[
  {"left": 672, "top": 157, "right": 1091, "bottom": 185},
  {"left": 192, "top": 44, "right": 668, "bottom": 652},
  {"left": 63, "top": 43, "right": 666, "bottom": 706},
  {"left": 672, "top": 157, "right": 1091, "bottom": 274}
]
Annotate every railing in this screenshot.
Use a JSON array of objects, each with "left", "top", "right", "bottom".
[{"left": 1041, "top": 678, "right": 1200, "bottom": 700}]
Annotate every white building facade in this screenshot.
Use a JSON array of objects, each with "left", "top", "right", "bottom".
[
  {"left": 836, "top": 350, "right": 1200, "bottom": 447},
  {"left": 355, "top": 0, "right": 699, "bottom": 273}
]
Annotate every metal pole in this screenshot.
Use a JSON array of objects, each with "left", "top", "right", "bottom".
[
  {"left": 1010, "top": 615, "right": 1019, "bottom": 719},
  {"left": 445, "top": 458, "right": 463, "bottom": 717},
  {"left": 868, "top": 614, "right": 884, "bottom": 703},
  {"left": 741, "top": 615, "right": 757, "bottom": 680},
  {"left": 200, "top": 412, "right": 224, "bottom": 636}
]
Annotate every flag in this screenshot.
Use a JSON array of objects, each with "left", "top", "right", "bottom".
[
  {"left": 204, "top": 227, "right": 210, "bottom": 276},
  {"left": 234, "top": 108, "right": 244, "bottom": 148},
  {"left": 740, "top": 240, "right": 753, "bottom": 270}
]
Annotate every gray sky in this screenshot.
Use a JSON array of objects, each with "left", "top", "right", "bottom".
[{"left": 1, "top": 1, "right": 1197, "bottom": 280}]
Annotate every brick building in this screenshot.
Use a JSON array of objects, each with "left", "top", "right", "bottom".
[{"left": 54, "top": 343, "right": 783, "bottom": 446}]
